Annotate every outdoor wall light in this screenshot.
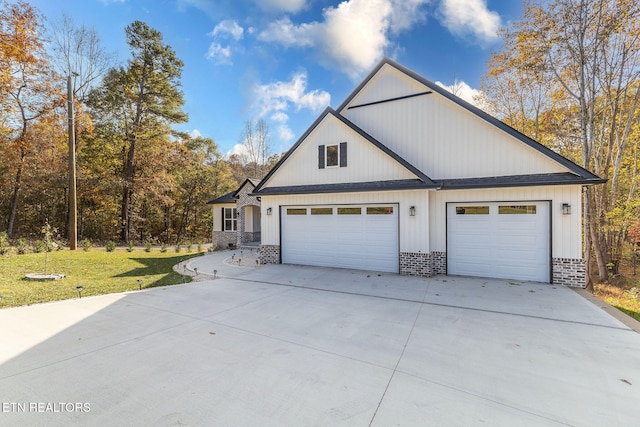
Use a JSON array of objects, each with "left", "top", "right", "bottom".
[
  {"left": 409, "top": 206, "right": 416, "bottom": 216},
  {"left": 562, "top": 203, "right": 571, "bottom": 215},
  {"left": 76, "top": 285, "right": 84, "bottom": 298},
  {"left": 266, "top": 207, "right": 272, "bottom": 215}
]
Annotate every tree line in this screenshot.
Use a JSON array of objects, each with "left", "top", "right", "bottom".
[
  {"left": 2, "top": 0, "right": 639, "bottom": 286},
  {"left": 0, "top": 1, "right": 274, "bottom": 246}
]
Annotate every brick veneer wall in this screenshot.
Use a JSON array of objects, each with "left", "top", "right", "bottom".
[
  {"left": 552, "top": 258, "right": 586, "bottom": 287},
  {"left": 213, "top": 231, "right": 237, "bottom": 249},
  {"left": 260, "top": 245, "right": 280, "bottom": 264},
  {"left": 235, "top": 181, "right": 260, "bottom": 247},
  {"left": 431, "top": 252, "right": 447, "bottom": 275},
  {"left": 241, "top": 232, "right": 261, "bottom": 243},
  {"left": 400, "top": 252, "right": 432, "bottom": 277}
]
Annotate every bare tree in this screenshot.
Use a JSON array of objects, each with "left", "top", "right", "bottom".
[
  {"left": 49, "top": 13, "right": 114, "bottom": 102},
  {"left": 240, "top": 118, "right": 271, "bottom": 178}
]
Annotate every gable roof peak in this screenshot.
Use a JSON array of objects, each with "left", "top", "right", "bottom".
[{"left": 339, "top": 57, "right": 602, "bottom": 182}]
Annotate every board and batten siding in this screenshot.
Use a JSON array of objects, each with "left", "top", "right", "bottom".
[
  {"left": 429, "top": 185, "right": 583, "bottom": 259},
  {"left": 265, "top": 114, "right": 417, "bottom": 188},
  {"left": 260, "top": 190, "right": 429, "bottom": 253},
  {"left": 341, "top": 66, "right": 569, "bottom": 180}
]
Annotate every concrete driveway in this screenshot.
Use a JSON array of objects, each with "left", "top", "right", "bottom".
[{"left": 1, "top": 250, "right": 639, "bottom": 426}]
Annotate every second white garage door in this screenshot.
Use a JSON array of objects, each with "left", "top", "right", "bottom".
[
  {"left": 447, "top": 202, "right": 550, "bottom": 282},
  {"left": 281, "top": 204, "right": 399, "bottom": 273}
]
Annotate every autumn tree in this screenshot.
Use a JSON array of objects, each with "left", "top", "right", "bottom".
[
  {"left": 0, "top": 1, "right": 63, "bottom": 236},
  {"left": 88, "top": 21, "right": 187, "bottom": 243},
  {"left": 481, "top": 0, "right": 640, "bottom": 287}
]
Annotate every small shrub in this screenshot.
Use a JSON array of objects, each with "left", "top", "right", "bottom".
[
  {"left": 0, "top": 232, "right": 10, "bottom": 255},
  {"left": 160, "top": 243, "right": 167, "bottom": 253},
  {"left": 144, "top": 242, "right": 152, "bottom": 252},
  {"left": 81, "top": 239, "right": 92, "bottom": 251},
  {"left": 127, "top": 241, "right": 135, "bottom": 252},
  {"left": 197, "top": 242, "right": 203, "bottom": 253},
  {"left": 32, "top": 240, "right": 46, "bottom": 253},
  {"left": 105, "top": 241, "right": 116, "bottom": 252},
  {"left": 175, "top": 244, "right": 182, "bottom": 253},
  {"left": 16, "top": 238, "right": 29, "bottom": 255},
  {"left": 186, "top": 241, "right": 193, "bottom": 253}
]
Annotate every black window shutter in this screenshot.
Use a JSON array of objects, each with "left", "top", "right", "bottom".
[
  {"left": 339, "top": 142, "right": 347, "bottom": 167},
  {"left": 222, "top": 207, "right": 225, "bottom": 230},
  {"left": 318, "top": 145, "right": 325, "bottom": 169}
]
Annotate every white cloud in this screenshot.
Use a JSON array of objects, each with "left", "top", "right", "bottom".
[
  {"left": 190, "top": 129, "right": 202, "bottom": 138},
  {"left": 259, "top": 17, "right": 319, "bottom": 47},
  {"left": 226, "top": 142, "right": 250, "bottom": 159},
  {"left": 435, "top": 80, "right": 489, "bottom": 110},
  {"left": 251, "top": 72, "right": 330, "bottom": 144},
  {"left": 206, "top": 43, "right": 232, "bottom": 64},
  {"left": 255, "top": 0, "right": 308, "bottom": 13},
  {"left": 210, "top": 20, "right": 244, "bottom": 40},
  {"left": 206, "top": 20, "right": 245, "bottom": 65},
  {"left": 438, "top": 0, "right": 501, "bottom": 44},
  {"left": 258, "top": 0, "right": 431, "bottom": 80},
  {"left": 253, "top": 72, "right": 330, "bottom": 117},
  {"left": 276, "top": 124, "right": 295, "bottom": 142},
  {"left": 389, "top": 0, "right": 432, "bottom": 33}
]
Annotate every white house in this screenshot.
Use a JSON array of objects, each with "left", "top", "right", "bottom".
[
  {"left": 252, "top": 58, "right": 604, "bottom": 286},
  {"left": 208, "top": 179, "right": 261, "bottom": 249}
]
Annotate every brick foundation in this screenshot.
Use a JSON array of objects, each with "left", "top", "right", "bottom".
[
  {"left": 241, "top": 231, "right": 261, "bottom": 243},
  {"left": 212, "top": 231, "right": 237, "bottom": 250},
  {"left": 400, "top": 252, "right": 432, "bottom": 277},
  {"left": 431, "top": 252, "right": 446, "bottom": 275},
  {"left": 259, "top": 245, "right": 280, "bottom": 265},
  {"left": 552, "top": 258, "right": 586, "bottom": 287}
]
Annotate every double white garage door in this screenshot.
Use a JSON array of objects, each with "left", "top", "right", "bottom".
[
  {"left": 280, "top": 201, "right": 550, "bottom": 282},
  {"left": 281, "top": 204, "right": 399, "bottom": 273}
]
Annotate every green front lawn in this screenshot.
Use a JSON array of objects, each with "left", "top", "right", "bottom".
[{"left": 0, "top": 249, "right": 202, "bottom": 308}]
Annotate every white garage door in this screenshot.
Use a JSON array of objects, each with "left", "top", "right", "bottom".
[
  {"left": 282, "top": 204, "right": 399, "bottom": 273},
  {"left": 447, "top": 202, "right": 550, "bottom": 282}
]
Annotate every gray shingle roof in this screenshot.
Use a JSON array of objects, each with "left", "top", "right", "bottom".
[
  {"left": 435, "top": 173, "right": 606, "bottom": 190},
  {"left": 206, "top": 191, "right": 236, "bottom": 204},
  {"left": 254, "top": 180, "right": 434, "bottom": 196}
]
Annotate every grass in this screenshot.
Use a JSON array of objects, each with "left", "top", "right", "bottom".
[
  {"left": 0, "top": 248, "right": 203, "bottom": 309},
  {"left": 594, "top": 282, "right": 640, "bottom": 322}
]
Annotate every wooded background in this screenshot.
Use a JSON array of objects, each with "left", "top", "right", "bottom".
[{"left": 1, "top": 0, "right": 638, "bottom": 285}]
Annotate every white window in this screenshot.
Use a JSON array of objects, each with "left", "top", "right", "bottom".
[{"left": 224, "top": 208, "right": 237, "bottom": 231}]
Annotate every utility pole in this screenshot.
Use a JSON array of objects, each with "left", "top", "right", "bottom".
[{"left": 67, "top": 73, "right": 78, "bottom": 250}]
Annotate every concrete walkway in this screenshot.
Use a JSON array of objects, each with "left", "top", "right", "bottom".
[{"left": 1, "top": 251, "right": 639, "bottom": 426}]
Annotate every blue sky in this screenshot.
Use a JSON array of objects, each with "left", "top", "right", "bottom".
[{"left": 26, "top": 0, "right": 524, "bottom": 157}]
